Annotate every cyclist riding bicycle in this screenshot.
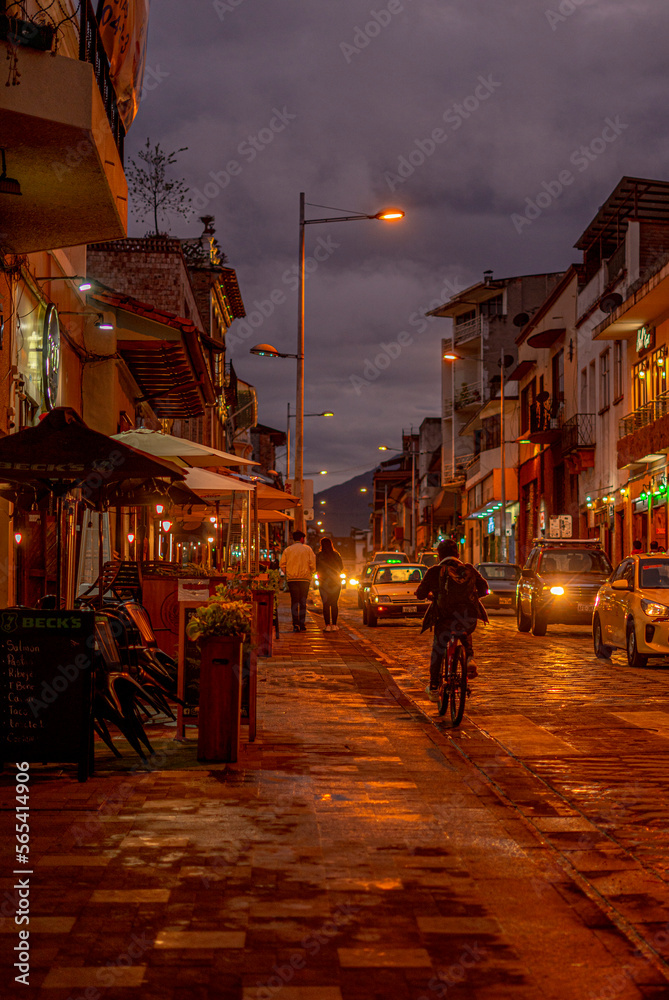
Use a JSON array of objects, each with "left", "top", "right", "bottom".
[{"left": 415, "top": 538, "right": 489, "bottom": 702}]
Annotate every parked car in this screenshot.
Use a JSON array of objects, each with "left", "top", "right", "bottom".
[
  {"left": 362, "top": 563, "right": 428, "bottom": 627},
  {"left": 417, "top": 551, "right": 439, "bottom": 568},
  {"left": 355, "top": 562, "right": 376, "bottom": 607},
  {"left": 516, "top": 539, "right": 612, "bottom": 636},
  {"left": 476, "top": 562, "right": 521, "bottom": 611},
  {"left": 593, "top": 554, "right": 669, "bottom": 667}
]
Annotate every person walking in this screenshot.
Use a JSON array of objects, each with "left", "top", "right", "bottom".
[
  {"left": 280, "top": 530, "right": 316, "bottom": 632},
  {"left": 316, "top": 537, "right": 344, "bottom": 632},
  {"left": 415, "top": 538, "right": 489, "bottom": 700}
]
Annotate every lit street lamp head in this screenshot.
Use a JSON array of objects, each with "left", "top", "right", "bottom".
[
  {"left": 250, "top": 343, "right": 300, "bottom": 359},
  {"left": 375, "top": 209, "right": 404, "bottom": 220}
]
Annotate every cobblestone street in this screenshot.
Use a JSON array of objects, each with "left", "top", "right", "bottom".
[{"left": 2, "top": 594, "right": 669, "bottom": 999}]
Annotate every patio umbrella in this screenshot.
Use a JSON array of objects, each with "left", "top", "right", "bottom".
[
  {"left": 0, "top": 408, "right": 184, "bottom": 489},
  {"left": 0, "top": 408, "right": 185, "bottom": 605}
]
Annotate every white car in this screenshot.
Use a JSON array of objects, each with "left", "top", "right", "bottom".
[
  {"left": 593, "top": 553, "right": 669, "bottom": 667},
  {"left": 362, "top": 563, "right": 429, "bottom": 627}
]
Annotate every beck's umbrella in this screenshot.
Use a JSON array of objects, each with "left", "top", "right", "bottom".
[
  {"left": 0, "top": 408, "right": 185, "bottom": 488},
  {"left": 0, "top": 408, "right": 185, "bottom": 605}
]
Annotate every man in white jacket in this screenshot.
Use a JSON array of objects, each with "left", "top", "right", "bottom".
[{"left": 280, "top": 530, "right": 316, "bottom": 632}]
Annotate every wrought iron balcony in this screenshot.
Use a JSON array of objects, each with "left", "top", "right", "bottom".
[
  {"left": 79, "top": 0, "right": 125, "bottom": 159},
  {"left": 527, "top": 398, "right": 563, "bottom": 443},
  {"left": 454, "top": 381, "right": 482, "bottom": 411},
  {"left": 619, "top": 390, "right": 669, "bottom": 439},
  {"left": 562, "top": 413, "right": 596, "bottom": 454}
]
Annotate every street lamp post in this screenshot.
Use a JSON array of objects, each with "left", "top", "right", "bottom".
[
  {"left": 251, "top": 197, "right": 404, "bottom": 533},
  {"left": 294, "top": 194, "right": 403, "bottom": 531},
  {"left": 285, "top": 403, "right": 333, "bottom": 480}
]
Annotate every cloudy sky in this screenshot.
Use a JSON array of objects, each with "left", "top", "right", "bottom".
[{"left": 127, "top": 0, "right": 667, "bottom": 486}]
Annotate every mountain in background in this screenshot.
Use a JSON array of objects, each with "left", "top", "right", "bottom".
[{"left": 314, "top": 469, "right": 376, "bottom": 537}]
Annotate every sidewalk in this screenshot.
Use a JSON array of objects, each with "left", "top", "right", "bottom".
[{"left": 1, "top": 600, "right": 667, "bottom": 999}]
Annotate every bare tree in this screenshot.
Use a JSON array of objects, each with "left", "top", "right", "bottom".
[{"left": 126, "top": 139, "right": 192, "bottom": 236}]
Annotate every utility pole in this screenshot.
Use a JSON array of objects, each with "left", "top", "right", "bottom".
[{"left": 500, "top": 346, "right": 506, "bottom": 562}]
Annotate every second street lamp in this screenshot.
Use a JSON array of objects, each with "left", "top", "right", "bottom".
[{"left": 294, "top": 193, "right": 404, "bottom": 531}]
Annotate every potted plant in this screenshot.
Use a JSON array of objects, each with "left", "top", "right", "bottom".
[{"left": 186, "top": 598, "right": 252, "bottom": 763}]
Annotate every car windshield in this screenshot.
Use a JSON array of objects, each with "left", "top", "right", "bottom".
[
  {"left": 373, "top": 566, "right": 424, "bottom": 584},
  {"left": 420, "top": 553, "right": 438, "bottom": 566},
  {"left": 479, "top": 564, "right": 521, "bottom": 581},
  {"left": 538, "top": 549, "right": 612, "bottom": 575},
  {"left": 639, "top": 559, "right": 669, "bottom": 589}
]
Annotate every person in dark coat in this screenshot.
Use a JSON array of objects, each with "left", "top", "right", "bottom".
[
  {"left": 415, "top": 538, "right": 488, "bottom": 700},
  {"left": 316, "top": 537, "right": 344, "bottom": 632}
]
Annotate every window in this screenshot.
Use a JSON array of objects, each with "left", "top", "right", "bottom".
[
  {"left": 589, "top": 360, "right": 596, "bottom": 413},
  {"left": 613, "top": 341, "right": 623, "bottom": 401},
  {"left": 552, "top": 349, "right": 564, "bottom": 407},
  {"left": 481, "top": 415, "right": 501, "bottom": 451},
  {"left": 455, "top": 309, "right": 476, "bottom": 326},
  {"left": 599, "top": 350, "right": 610, "bottom": 410},
  {"left": 482, "top": 293, "right": 504, "bottom": 317},
  {"left": 521, "top": 378, "right": 536, "bottom": 433},
  {"left": 580, "top": 368, "right": 588, "bottom": 413}
]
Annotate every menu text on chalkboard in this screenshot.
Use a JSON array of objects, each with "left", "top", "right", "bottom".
[{"left": 0, "top": 610, "right": 95, "bottom": 781}]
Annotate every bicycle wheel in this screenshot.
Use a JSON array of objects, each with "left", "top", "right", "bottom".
[
  {"left": 437, "top": 652, "right": 449, "bottom": 716},
  {"left": 450, "top": 642, "right": 468, "bottom": 726}
]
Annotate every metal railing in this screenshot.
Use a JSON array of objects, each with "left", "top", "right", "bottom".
[
  {"left": 453, "top": 315, "right": 481, "bottom": 345},
  {"left": 619, "top": 389, "right": 669, "bottom": 438},
  {"left": 530, "top": 398, "right": 563, "bottom": 435},
  {"left": 443, "top": 452, "right": 478, "bottom": 485},
  {"left": 79, "top": 0, "right": 125, "bottom": 160},
  {"left": 561, "top": 413, "right": 596, "bottom": 453},
  {"left": 454, "top": 381, "right": 482, "bottom": 410}
]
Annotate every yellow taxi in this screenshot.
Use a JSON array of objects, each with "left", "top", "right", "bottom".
[{"left": 593, "top": 553, "right": 669, "bottom": 667}]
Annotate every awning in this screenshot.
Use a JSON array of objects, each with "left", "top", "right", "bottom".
[
  {"left": 526, "top": 328, "right": 564, "bottom": 349},
  {"left": 116, "top": 339, "right": 206, "bottom": 418},
  {"left": 507, "top": 359, "right": 536, "bottom": 381},
  {"left": 112, "top": 429, "right": 259, "bottom": 467},
  {"left": 183, "top": 467, "right": 254, "bottom": 497}
]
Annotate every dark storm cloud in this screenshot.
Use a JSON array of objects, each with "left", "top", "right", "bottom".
[{"left": 129, "top": 0, "right": 669, "bottom": 484}]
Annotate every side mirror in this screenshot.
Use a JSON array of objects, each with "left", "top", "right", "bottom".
[
  {"left": 521, "top": 568, "right": 534, "bottom": 578},
  {"left": 611, "top": 579, "right": 631, "bottom": 591}
]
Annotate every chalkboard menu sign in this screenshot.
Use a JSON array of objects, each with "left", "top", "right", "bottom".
[{"left": 0, "top": 609, "right": 95, "bottom": 781}]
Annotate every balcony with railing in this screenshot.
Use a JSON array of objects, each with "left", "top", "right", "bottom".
[
  {"left": 442, "top": 453, "right": 478, "bottom": 486},
  {"left": 454, "top": 381, "right": 482, "bottom": 411},
  {"left": 453, "top": 315, "right": 482, "bottom": 346},
  {"left": 561, "top": 413, "right": 596, "bottom": 473},
  {"left": 0, "top": 0, "right": 128, "bottom": 253},
  {"left": 618, "top": 389, "right": 669, "bottom": 468},
  {"left": 527, "top": 397, "right": 563, "bottom": 444}
]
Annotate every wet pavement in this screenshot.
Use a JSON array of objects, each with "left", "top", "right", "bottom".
[{"left": 1, "top": 593, "right": 669, "bottom": 998}]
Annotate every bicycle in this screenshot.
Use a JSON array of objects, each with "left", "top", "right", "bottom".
[{"left": 437, "top": 632, "right": 469, "bottom": 726}]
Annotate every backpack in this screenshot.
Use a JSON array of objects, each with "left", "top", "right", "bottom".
[{"left": 436, "top": 559, "right": 479, "bottom": 615}]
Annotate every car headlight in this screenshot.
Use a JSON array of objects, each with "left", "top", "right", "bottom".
[
  {"left": 373, "top": 595, "right": 381, "bottom": 603},
  {"left": 340, "top": 572, "right": 346, "bottom": 580},
  {"left": 641, "top": 598, "right": 669, "bottom": 617},
  {"left": 550, "top": 586, "right": 565, "bottom": 596},
  {"left": 349, "top": 578, "right": 359, "bottom": 586}
]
